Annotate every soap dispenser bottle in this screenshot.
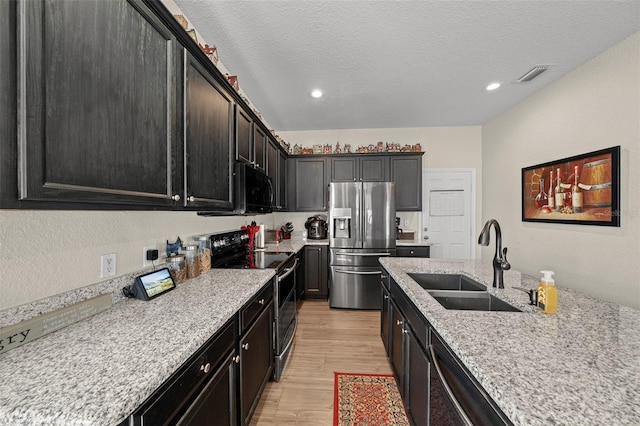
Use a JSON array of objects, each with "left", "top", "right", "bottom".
[{"left": 537, "top": 270, "right": 557, "bottom": 314}]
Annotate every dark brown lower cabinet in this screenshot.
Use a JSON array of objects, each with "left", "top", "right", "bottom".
[
  {"left": 303, "top": 245, "right": 328, "bottom": 299},
  {"left": 177, "top": 352, "right": 236, "bottom": 426},
  {"left": 390, "top": 301, "right": 405, "bottom": 396},
  {"left": 380, "top": 284, "right": 391, "bottom": 355},
  {"left": 396, "top": 246, "right": 431, "bottom": 258},
  {"left": 406, "top": 328, "right": 429, "bottom": 426},
  {"left": 239, "top": 302, "right": 273, "bottom": 425}
]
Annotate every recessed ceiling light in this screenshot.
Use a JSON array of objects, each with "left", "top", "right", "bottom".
[
  {"left": 310, "top": 89, "right": 323, "bottom": 98},
  {"left": 485, "top": 82, "right": 501, "bottom": 91}
]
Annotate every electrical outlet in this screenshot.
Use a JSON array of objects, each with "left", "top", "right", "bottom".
[
  {"left": 101, "top": 253, "right": 116, "bottom": 278},
  {"left": 142, "top": 246, "right": 156, "bottom": 268},
  {"left": 404, "top": 219, "right": 409, "bottom": 227}
]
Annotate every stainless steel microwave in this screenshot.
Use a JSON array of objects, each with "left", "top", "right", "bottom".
[{"left": 234, "top": 162, "right": 273, "bottom": 214}]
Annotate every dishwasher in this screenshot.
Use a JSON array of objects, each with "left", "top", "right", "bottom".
[{"left": 429, "top": 329, "right": 513, "bottom": 426}]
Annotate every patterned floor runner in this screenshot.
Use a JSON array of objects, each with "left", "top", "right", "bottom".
[{"left": 333, "top": 372, "right": 410, "bottom": 426}]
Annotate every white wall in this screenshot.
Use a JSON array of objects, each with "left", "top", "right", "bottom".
[
  {"left": 482, "top": 32, "right": 640, "bottom": 309},
  {"left": 277, "top": 126, "right": 483, "bottom": 239},
  {"left": 0, "top": 211, "right": 275, "bottom": 310}
]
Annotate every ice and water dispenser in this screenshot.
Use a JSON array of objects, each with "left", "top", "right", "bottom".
[{"left": 332, "top": 208, "right": 352, "bottom": 239}]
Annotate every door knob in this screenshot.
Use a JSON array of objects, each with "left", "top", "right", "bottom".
[{"left": 171, "top": 194, "right": 181, "bottom": 201}]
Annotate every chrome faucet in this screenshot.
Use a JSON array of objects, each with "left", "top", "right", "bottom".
[{"left": 478, "top": 219, "right": 511, "bottom": 289}]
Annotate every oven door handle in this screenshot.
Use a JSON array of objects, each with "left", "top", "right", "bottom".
[
  {"left": 279, "top": 315, "right": 298, "bottom": 356},
  {"left": 334, "top": 269, "right": 381, "bottom": 275},
  {"left": 278, "top": 257, "right": 299, "bottom": 281},
  {"left": 334, "top": 252, "right": 391, "bottom": 257},
  {"left": 429, "top": 344, "right": 474, "bottom": 426}
]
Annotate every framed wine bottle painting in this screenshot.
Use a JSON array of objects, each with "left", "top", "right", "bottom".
[{"left": 521, "top": 146, "right": 620, "bottom": 226}]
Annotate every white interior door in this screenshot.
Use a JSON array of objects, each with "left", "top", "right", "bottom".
[{"left": 422, "top": 169, "right": 475, "bottom": 259}]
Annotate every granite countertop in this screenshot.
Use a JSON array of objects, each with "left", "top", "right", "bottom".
[
  {"left": 0, "top": 268, "right": 275, "bottom": 425},
  {"left": 379, "top": 257, "right": 640, "bottom": 425}
]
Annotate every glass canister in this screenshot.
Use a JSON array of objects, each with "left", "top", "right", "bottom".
[
  {"left": 182, "top": 244, "right": 200, "bottom": 279},
  {"left": 165, "top": 254, "right": 187, "bottom": 284},
  {"left": 194, "top": 235, "right": 211, "bottom": 271}
]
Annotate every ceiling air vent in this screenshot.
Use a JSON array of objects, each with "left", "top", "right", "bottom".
[{"left": 514, "top": 65, "right": 553, "bottom": 83}]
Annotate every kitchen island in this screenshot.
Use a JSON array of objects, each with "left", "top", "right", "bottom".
[
  {"left": 379, "top": 257, "right": 640, "bottom": 425},
  {"left": 0, "top": 268, "right": 275, "bottom": 425}
]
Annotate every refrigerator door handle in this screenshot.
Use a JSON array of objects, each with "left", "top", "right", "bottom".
[
  {"left": 334, "top": 269, "right": 382, "bottom": 275},
  {"left": 334, "top": 252, "right": 391, "bottom": 257}
]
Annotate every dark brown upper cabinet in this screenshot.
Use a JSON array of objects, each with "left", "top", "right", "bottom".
[
  {"left": 15, "top": 0, "right": 181, "bottom": 207},
  {"left": 330, "top": 155, "right": 387, "bottom": 182},
  {"left": 253, "top": 126, "right": 266, "bottom": 171},
  {"left": 183, "top": 51, "right": 234, "bottom": 210},
  {"left": 389, "top": 154, "right": 423, "bottom": 211},
  {"left": 235, "top": 105, "right": 253, "bottom": 165}
]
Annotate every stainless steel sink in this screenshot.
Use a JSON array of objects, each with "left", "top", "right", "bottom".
[
  {"left": 408, "top": 273, "right": 486, "bottom": 291},
  {"left": 428, "top": 290, "right": 521, "bottom": 312}
]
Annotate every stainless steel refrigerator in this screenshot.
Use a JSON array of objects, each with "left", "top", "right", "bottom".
[{"left": 329, "top": 182, "right": 396, "bottom": 309}]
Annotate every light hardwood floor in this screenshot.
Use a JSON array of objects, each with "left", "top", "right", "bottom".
[{"left": 250, "top": 300, "right": 393, "bottom": 425}]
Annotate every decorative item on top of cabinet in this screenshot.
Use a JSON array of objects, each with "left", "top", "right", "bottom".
[
  {"left": 225, "top": 73, "right": 239, "bottom": 91},
  {"left": 200, "top": 44, "right": 218, "bottom": 65}
]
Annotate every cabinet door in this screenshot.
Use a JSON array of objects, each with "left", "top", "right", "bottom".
[
  {"left": 18, "top": 0, "right": 179, "bottom": 206},
  {"left": 184, "top": 52, "right": 233, "bottom": 210},
  {"left": 236, "top": 106, "right": 252, "bottom": 163},
  {"left": 331, "top": 157, "right": 358, "bottom": 182},
  {"left": 176, "top": 353, "right": 236, "bottom": 426},
  {"left": 381, "top": 284, "right": 391, "bottom": 356},
  {"left": 239, "top": 303, "right": 273, "bottom": 425},
  {"left": 266, "top": 139, "right": 278, "bottom": 206},
  {"left": 0, "top": 1, "right": 16, "bottom": 206},
  {"left": 331, "top": 156, "right": 386, "bottom": 182},
  {"left": 278, "top": 150, "right": 287, "bottom": 210},
  {"left": 360, "top": 156, "right": 387, "bottom": 181},
  {"left": 303, "top": 246, "right": 328, "bottom": 299},
  {"left": 290, "top": 157, "right": 328, "bottom": 211},
  {"left": 390, "top": 155, "right": 423, "bottom": 211},
  {"left": 390, "top": 302, "right": 405, "bottom": 396},
  {"left": 406, "top": 330, "right": 429, "bottom": 426},
  {"left": 253, "top": 126, "right": 266, "bottom": 170}
]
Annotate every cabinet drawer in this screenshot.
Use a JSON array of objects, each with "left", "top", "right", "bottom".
[
  {"left": 241, "top": 283, "right": 273, "bottom": 332},
  {"left": 134, "top": 318, "right": 236, "bottom": 425},
  {"left": 396, "top": 246, "right": 430, "bottom": 258}
]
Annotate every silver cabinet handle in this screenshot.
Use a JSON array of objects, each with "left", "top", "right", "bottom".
[
  {"left": 384, "top": 295, "right": 389, "bottom": 300},
  {"left": 335, "top": 252, "right": 391, "bottom": 257},
  {"left": 258, "top": 298, "right": 265, "bottom": 305},
  {"left": 171, "top": 194, "right": 181, "bottom": 201},
  {"left": 233, "top": 355, "right": 240, "bottom": 363},
  {"left": 200, "top": 362, "right": 211, "bottom": 374},
  {"left": 187, "top": 195, "right": 195, "bottom": 202},
  {"left": 242, "top": 343, "right": 249, "bottom": 350},
  {"left": 335, "top": 269, "right": 381, "bottom": 275},
  {"left": 396, "top": 319, "right": 402, "bottom": 326}
]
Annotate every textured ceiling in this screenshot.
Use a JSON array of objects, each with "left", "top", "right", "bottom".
[{"left": 174, "top": 0, "right": 640, "bottom": 131}]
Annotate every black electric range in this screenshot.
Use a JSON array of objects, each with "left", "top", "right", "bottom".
[
  {"left": 210, "top": 229, "right": 293, "bottom": 271},
  {"left": 209, "top": 229, "right": 299, "bottom": 382}
]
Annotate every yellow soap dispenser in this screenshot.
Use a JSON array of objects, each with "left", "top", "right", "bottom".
[{"left": 537, "top": 270, "right": 557, "bottom": 314}]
